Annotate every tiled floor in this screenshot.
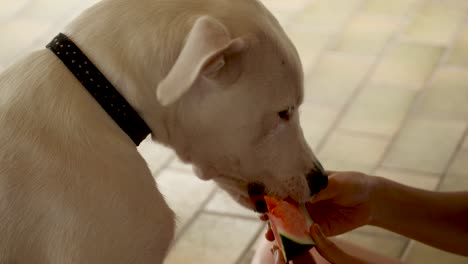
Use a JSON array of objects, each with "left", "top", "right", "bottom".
[{"left": 1, "top": 0, "right": 468, "bottom": 263}]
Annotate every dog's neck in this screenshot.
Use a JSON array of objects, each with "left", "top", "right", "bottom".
[
  {"left": 62, "top": 15, "right": 182, "bottom": 147},
  {"left": 47, "top": 33, "right": 152, "bottom": 145}
]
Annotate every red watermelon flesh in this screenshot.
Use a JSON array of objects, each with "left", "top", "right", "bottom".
[{"left": 265, "top": 196, "right": 315, "bottom": 262}]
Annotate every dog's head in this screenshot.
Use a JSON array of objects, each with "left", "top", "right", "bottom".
[{"left": 156, "top": 11, "right": 327, "bottom": 211}]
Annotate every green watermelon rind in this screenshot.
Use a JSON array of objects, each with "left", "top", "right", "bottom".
[
  {"left": 266, "top": 197, "right": 316, "bottom": 262},
  {"left": 274, "top": 221, "right": 315, "bottom": 244},
  {"left": 279, "top": 234, "right": 315, "bottom": 261},
  {"left": 275, "top": 221, "right": 315, "bottom": 261}
]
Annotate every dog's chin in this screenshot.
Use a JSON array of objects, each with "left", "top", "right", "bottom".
[
  {"left": 214, "top": 183, "right": 258, "bottom": 212},
  {"left": 215, "top": 183, "right": 270, "bottom": 214},
  {"left": 230, "top": 192, "right": 258, "bottom": 211}
]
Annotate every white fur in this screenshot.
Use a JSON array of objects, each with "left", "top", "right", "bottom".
[{"left": 0, "top": 0, "right": 322, "bottom": 263}]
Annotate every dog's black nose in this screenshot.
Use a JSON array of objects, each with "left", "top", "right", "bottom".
[{"left": 306, "top": 167, "right": 328, "bottom": 195}]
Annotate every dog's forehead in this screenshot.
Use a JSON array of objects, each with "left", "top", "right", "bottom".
[{"left": 261, "top": 36, "right": 304, "bottom": 107}]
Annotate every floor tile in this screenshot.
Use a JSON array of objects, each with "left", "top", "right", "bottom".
[
  {"left": 0, "top": 0, "right": 30, "bottom": 22},
  {"left": 137, "top": 136, "right": 174, "bottom": 174},
  {"left": 439, "top": 172, "right": 468, "bottom": 192},
  {"left": 354, "top": 225, "right": 405, "bottom": 239},
  {"left": 247, "top": 231, "right": 269, "bottom": 264},
  {"left": 405, "top": 241, "right": 468, "bottom": 264},
  {"left": 415, "top": 67, "right": 468, "bottom": 120},
  {"left": 463, "top": 135, "right": 468, "bottom": 150},
  {"left": 20, "top": 0, "right": 83, "bottom": 21},
  {"left": 446, "top": 24, "right": 468, "bottom": 67},
  {"left": 262, "top": 0, "right": 311, "bottom": 14},
  {"left": 168, "top": 157, "right": 194, "bottom": 172},
  {"left": 369, "top": 42, "right": 443, "bottom": 90},
  {"left": 383, "top": 118, "right": 466, "bottom": 174},
  {"left": 334, "top": 12, "right": 401, "bottom": 54},
  {"left": 164, "top": 213, "right": 262, "bottom": 264},
  {"left": 318, "top": 130, "right": 389, "bottom": 174},
  {"left": 0, "top": 18, "right": 52, "bottom": 65},
  {"left": 362, "top": 0, "right": 421, "bottom": 16},
  {"left": 339, "top": 84, "right": 416, "bottom": 136},
  {"left": 156, "top": 169, "right": 216, "bottom": 235},
  {"left": 338, "top": 230, "right": 407, "bottom": 259},
  {"left": 439, "top": 149, "right": 468, "bottom": 191},
  {"left": 286, "top": 29, "right": 330, "bottom": 73},
  {"left": 402, "top": 1, "right": 467, "bottom": 45},
  {"left": 304, "top": 52, "right": 375, "bottom": 109},
  {"left": 291, "top": 0, "right": 362, "bottom": 34},
  {"left": 204, "top": 189, "right": 258, "bottom": 218},
  {"left": 321, "top": 159, "right": 376, "bottom": 175},
  {"left": 374, "top": 167, "right": 440, "bottom": 190},
  {"left": 300, "top": 103, "right": 339, "bottom": 149},
  {"left": 237, "top": 248, "right": 256, "bottom": 264},
  {"left": 4, "top": 1, "right": 468, "bottom": 263},
  {"left": 262, "top": 0, "right": 311, "bottom": 26}
]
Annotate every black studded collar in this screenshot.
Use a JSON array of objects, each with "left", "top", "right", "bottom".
[{"left": 47, "top": 33, "right": 151, "bottom": 145}]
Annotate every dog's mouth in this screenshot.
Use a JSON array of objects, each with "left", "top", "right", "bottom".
[
  {"left": 247, "top": 182, "right": 301, "bottom": 213},
  {"left": 247, "top": 183, "right": 267, "bottom": 213}
]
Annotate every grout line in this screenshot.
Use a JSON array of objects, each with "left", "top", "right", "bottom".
[
  {"left": 368, "top": 3, "right": 468, "bottom": 261},
  {"left": 313, "top": 1, "right": 422, "bottom": 156},
  {"left": 233, "top": 224, "right": 267, "bottom": 264},
  {"left": 400, "top": 240, "right": 415, "bottom": 262},
  {"left": 407, "top": 110, "right": 468, "bottom": 123},
  {"left": 150, "top": 155, "right": 176, "bottom": 178},
  {"left": 434, "top": 125, "right": 468, "bottom": 191},
  {"left": 2, "top": 2, "right": 89, "bottom": 67},
  {"left": 290, "top": 0, "right": 372, "bottom": 87},
  {"left": 351, "top": 228, "right": 408, "bottom": 240},
  {"left": 202, "top": 210, "right": 259, "bottom": 221},
  {"left": 376, "top": 165, "right": 440, "bottom": 178},
  {"left": 337, "top": 128, "right": 393, "bottom": 140},
  {"left": 163, "top": 165, "right": 194, "bottom": 174},
  {"left": 169, "top": 187, "right": 218, "bottom": 247},
  {"left": 370, "top": 2, "right": 453, "bottom": 177}
]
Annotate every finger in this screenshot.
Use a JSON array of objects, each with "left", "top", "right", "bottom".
[
  {"left": 265, "top": 222, "right": 275, "bottom": 241},
  {"left": 272, "top": 247, "right": 286, "bottom": 264},
  {"left": 310, "top": 224, "right": 357, "bottom": 264},
  {"left": 259, "top": 214, "right": 269, "bottom": 221}
]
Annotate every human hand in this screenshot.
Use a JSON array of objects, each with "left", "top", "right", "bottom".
[
  {"left": 271, "top": 245, "right": 317, "bottom": 264},
  {"left": 262, "top": 171, "right": 377, "bottom": 239},
  {"left": 306, "top": 171, "right": 377, "bottom": 236},
  {"left": 271, "top": 224, "right": 368, "bottom": 264},
  {"left": 309, "top": 223, "right": 369, "bottom": 264}
]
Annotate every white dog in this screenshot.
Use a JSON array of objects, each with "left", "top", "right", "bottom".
[{"left": 0, "top": 0, "right": 327, "bottom": 263}]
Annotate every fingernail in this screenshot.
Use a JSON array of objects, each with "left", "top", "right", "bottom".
[
  {"left": 313, "top": 224, "right": 323, "bottom": 236},
  {"left": 273, "top": 249, "right": 279, "bottom": 263}
]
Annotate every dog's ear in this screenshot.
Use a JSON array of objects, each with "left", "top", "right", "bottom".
[{"left": 156, "top": 16, "right": 247, "bottom": 106}]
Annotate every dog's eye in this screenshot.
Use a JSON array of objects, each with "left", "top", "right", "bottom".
[{"left": 278, "top": 107, "right": 293, "bottom": 121}]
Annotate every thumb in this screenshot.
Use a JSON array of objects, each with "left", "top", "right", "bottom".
[
  {"left": 310, "top": 176, "right": 337, "bottom": 203},
  {"left": 310, "top": 224, "right": 363, "bottom": 264},
  {"left": 272, "top": 246, "right": 286, "bottom": 264}
]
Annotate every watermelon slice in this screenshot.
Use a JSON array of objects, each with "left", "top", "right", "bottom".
[{"left": 265, "top": 196, "right": 315, "bottom": 262}]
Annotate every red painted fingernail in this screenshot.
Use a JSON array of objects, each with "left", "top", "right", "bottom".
[
  {"left": 313, "top": 224, "right": 323, "bottom": 236},
  {"left": 273, "top": 249, "right": 279, "bottom": 263}
]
